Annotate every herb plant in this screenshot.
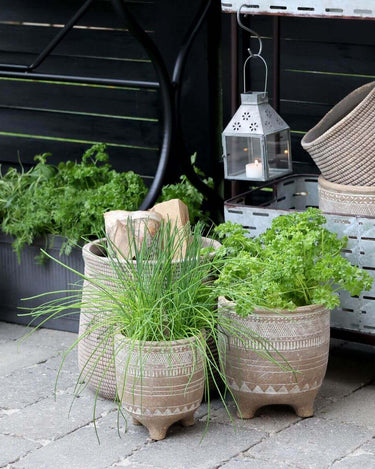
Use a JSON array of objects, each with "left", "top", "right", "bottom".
[
  {"left": 21, "top": 222, "right": 266, "bottom": 437},
  {"left": 0, "top": 146, "right": 210, "bottom": 260},
  {"left": 214, "top": 208, "right": 372, "bottom": 314},
  {"left": 158, "top": 153, "right": 214, "bottom": 223},
  {"left": 0, "top": 144, "right": 147, "bottom": 259}
]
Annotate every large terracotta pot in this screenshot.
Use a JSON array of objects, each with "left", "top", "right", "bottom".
[
  {"left": 218, "top": 297, "right": 330, "bottom": 418},
  {"left": 318, "top": 175, "right": 375, "bottom": 217},
  {"left": 78, "top": 237, "right": 220, "bottom": 400},
  {"left": 114, "top": 334, "right": 205, "bottom": 440}
]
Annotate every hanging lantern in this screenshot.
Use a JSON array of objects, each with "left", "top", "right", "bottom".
[
  {"left": 222, "top": 91, "right": 292, "bottom": 181},
  {"left": 222, "top": 7, "right": 292, "bottom": 182}
]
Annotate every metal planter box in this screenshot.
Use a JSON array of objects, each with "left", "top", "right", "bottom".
[
  {"left": 224, "top": 174, "right": 375, "bottom": 338},
  {"left": 0, "top": 233, "right": 83, "bottom": 333}
]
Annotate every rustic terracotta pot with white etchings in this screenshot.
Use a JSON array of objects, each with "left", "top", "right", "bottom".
[
  {"left": 114, "top": 334, "right": 205, "bottom": 440},
  {"left": 78, "top": 237, "right": 221, "bottom": 400},
  {"left": 218, "top": 297, "right": 330, "bottom": 418}
]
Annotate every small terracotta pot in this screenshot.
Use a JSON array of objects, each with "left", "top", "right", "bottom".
[
  {"left": 218, "top": 297, "right": 330, "bottom": 418},
  {"left": 114, "top": 334, "right": 205, "bottom": 440},
  {"left": 318, "top": 175, "right": 375, "bottom": 217},
  {"left": 78, "top": 237, "right": 221, "bottom": 400}
]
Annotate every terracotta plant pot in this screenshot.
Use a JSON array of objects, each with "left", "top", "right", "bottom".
[
  {"left": 318, "top": 175, "right": 375, "bottom": 217},
  {"left": 218, "top": 297, "right": 330, "bottom": 418},
  {"left": 114, "top": 334, "right": 205, "bottom": 440},
  {"left": 78, "top": 237, "right": 221, "bottom": 400}
]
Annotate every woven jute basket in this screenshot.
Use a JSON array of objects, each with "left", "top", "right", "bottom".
[
  {"left": 78, "top": 237, "right": 221, "bottom": 400},
  {"left": 301, "top": 81, "right": 375, "bottom": 186},
  {"left": 318, "top": 175, "right": 375, "bottom": 217}
]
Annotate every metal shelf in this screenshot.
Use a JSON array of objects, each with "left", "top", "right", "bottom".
[{"left": 221, "top": 1, "right": 375, "bottom": 20}]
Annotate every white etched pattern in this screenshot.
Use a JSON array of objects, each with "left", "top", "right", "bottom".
[
  {"left": 319, "top": 186, "right": 375, "bottom": 217},
  {"left": 124, "top": 401, "right": 201, "bottom": 417},
  {"left": 228, "top": 379, "right": 323, "bottom": 394},
  {"left": 115, "top": 335, "right": 205, "bottom": 422},
  {"left": 219, "top": 300, "right": 330, "bottom": 404}
]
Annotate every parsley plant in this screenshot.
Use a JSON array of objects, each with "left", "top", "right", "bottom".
[{"left": 214, "top": 208, "right": 372, "bottom": 314}]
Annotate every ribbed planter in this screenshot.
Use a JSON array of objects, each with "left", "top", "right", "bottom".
[
  {"left": 78, "top": 237, "right": 221, "bottom": 400},
  {"left": 218, "top": 297, "right": 330, "bottom": 418},
  {"left": 318, "top": 175, "right": 375, "bottom": 217},
  {"left": 301, "top": 81, "right": 375, "bottom": 186},
  {"left": 115, "top": 334, "right": 205, "bottom": 440},
  {"left": 0, "top": 233, "right": 83, "bottom": 332}
]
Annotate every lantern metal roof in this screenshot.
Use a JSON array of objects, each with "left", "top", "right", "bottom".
[{"left": 223, "top": 92, "right": 290, "bottom": 138}]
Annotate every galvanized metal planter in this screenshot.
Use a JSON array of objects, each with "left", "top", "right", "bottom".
[
  {"left": 0, "top": 233, "right": 83, "bottom": 333},
  {"left": 224, "top": 174, "right": 375, "bottom": 337}
]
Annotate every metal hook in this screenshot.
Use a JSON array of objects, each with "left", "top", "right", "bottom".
[
  {"left": 236, "top": 4, "right": 263, "bottom": 56},
  {"left": 237, "top": 4, "right": 268, "bottom": 96}
]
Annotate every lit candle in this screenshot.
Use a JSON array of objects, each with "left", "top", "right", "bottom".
[{"left": 245, "top": 159, "right": 263, "bottom": 179}]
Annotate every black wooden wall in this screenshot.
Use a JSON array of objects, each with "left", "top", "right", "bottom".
[
  {"left": 0, "top": 0, "right": 217, "bottom": 186},
  {"left": 222, "top": 14, "right": 375, "bottom": 179},
  {"left": 0, "top": 3, "right": 374, "bottom": 195}
]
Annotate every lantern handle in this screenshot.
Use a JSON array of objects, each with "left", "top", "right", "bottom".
[{"left": 243, "top": 51, "right": 268, "bottom": 95}]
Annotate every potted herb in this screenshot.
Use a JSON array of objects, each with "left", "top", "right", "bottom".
[
  {"left": 23, "top": 222, "right": 246, "bottom": 440},
  {"left": 0, "top": 144, "right": 211, "bottom": 330},
  {"left": 78, "top": 222, "right": 221, "bottom": 400},
  {"left": 0, "top": 144, "right": 147, "bottom": 329},
  {"left": 214, "top": 208, "right": 372, "bottom": 418}
]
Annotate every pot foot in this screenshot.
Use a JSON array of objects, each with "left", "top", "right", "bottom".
[
  {"left": 294, "top": 403, "right": 314, "bottom": 418},
  {"left": 146, "top": 424, "right": 168, "bottom": 441},
  {"left": 132, "top": 417, "right": 142, "bottom": 426},
  {"left": 236, "top": 407, "right": 256, "bottom": 419},
  {"left": 180, "top": 413, "right": 195, "bottom": 427}
]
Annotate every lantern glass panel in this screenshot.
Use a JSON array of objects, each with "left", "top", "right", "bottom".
[
  {"left": 225, "top": 135, "right": 263, "bottom": 180},
  {"left": 266, "top": 130, "right": 291, "bottom": 179}
]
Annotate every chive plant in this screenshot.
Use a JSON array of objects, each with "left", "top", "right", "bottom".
[{"left": 19, "top": 221, "right": 296, "bottom": 438}]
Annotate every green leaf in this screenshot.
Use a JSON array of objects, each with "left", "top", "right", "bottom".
[{"left": 214, "top": 208, "right": 373, "bottom": 312}]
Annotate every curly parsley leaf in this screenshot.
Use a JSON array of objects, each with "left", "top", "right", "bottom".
[{"left": 214, "top": 208, "right": 373, "bottom": 314}]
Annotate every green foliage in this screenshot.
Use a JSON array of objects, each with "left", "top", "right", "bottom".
[
  {"left": 19, "top": 221, "right": 297, "bottom": 438},
  {"left": 0, "top": 144, "right": 147, "bottom": 259},
  {"left": 214, "top": 208, "right": 373, "bottom": 314},
  {"left": 20, "top": 223, "right": 238, "bottom": 432},
  {"left": 158, "top": 153, "right": 213, "bottom": 223}
]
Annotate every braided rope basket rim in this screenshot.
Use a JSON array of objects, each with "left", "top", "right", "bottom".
[{"left": 318, "top": 175, "right": 375, "bottom": 194}]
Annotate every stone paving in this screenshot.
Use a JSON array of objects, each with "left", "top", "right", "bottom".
[{"left": 1, "top": 322, "right": 375, "bottom": 469}]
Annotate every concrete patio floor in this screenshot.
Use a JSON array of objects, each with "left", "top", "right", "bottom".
[{"left": 1, "top": 322, "right": 375, "bottom": 469}]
